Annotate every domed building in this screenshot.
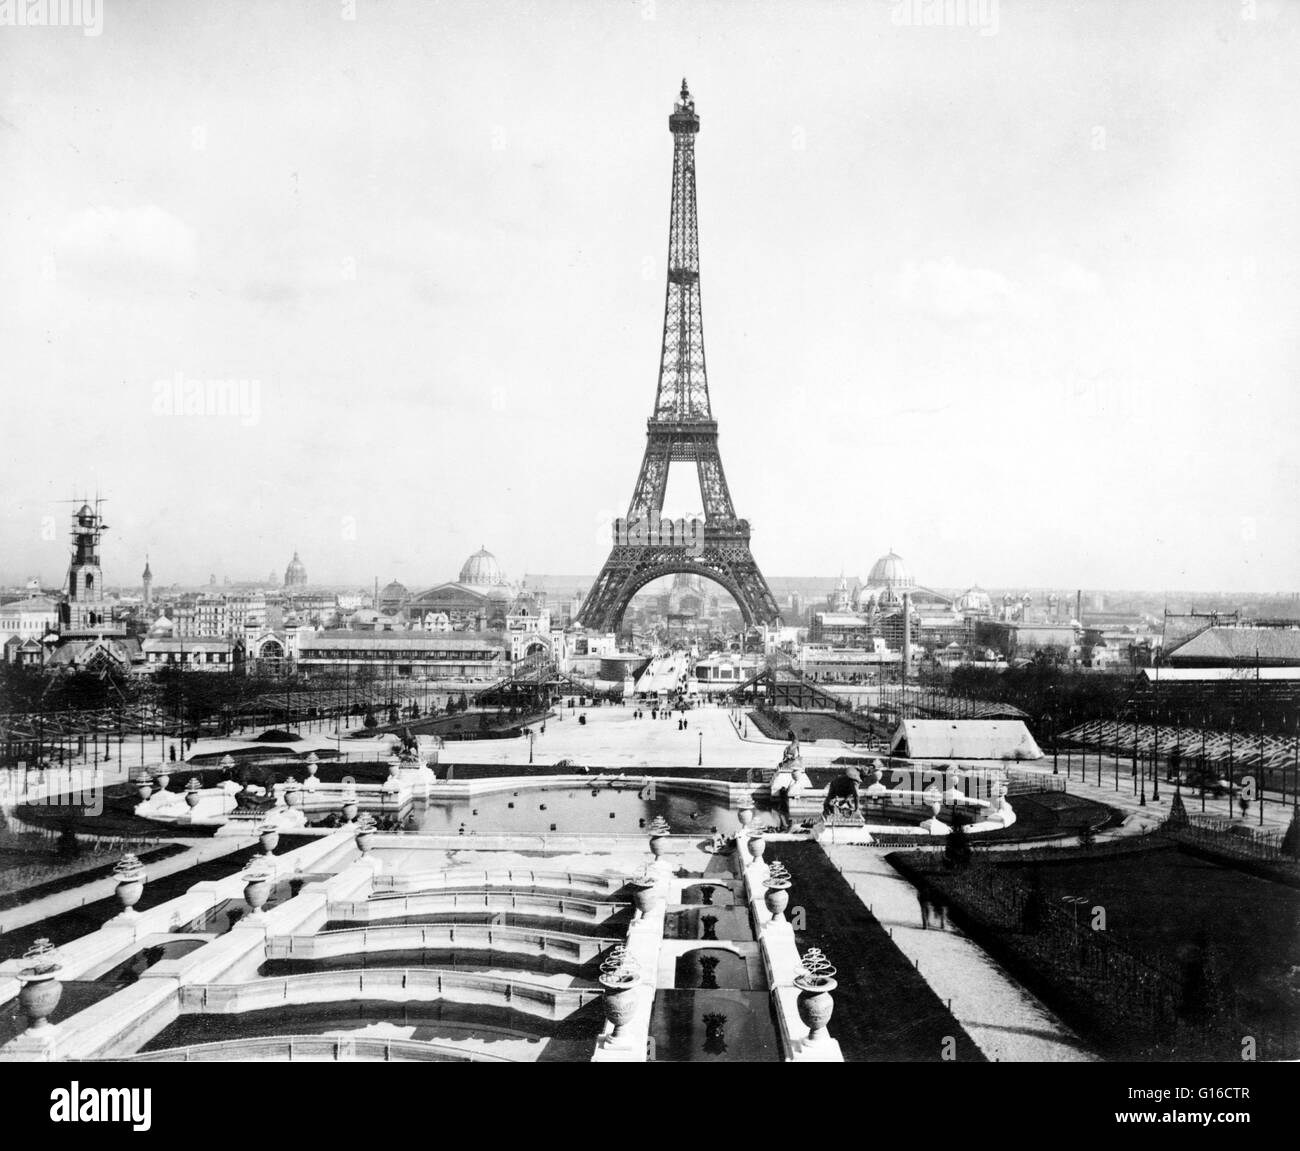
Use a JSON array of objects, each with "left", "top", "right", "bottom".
[
  {"left": 283, "top": 551, "right": 308, "bottom": 589},
  {"left": 402, "top": 546, "right": 518, "bottom": 632},
  {"left": 957, "top": 586, "right": 994, "bottom": 618},
  {"left": 378, "top": 580, "right": 411, "bottom": 615},
  {"left": 855, "top": 551, "right": 940, "bottom": 610},
  {"left": 459, "top": 546, "right": 509, "bottom": 588}
]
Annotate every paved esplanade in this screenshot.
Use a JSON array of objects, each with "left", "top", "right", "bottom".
[{"left": 425, "top": 704, "right": 834, "bottom": 770}]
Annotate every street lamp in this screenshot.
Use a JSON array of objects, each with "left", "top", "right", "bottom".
[{"left": 698, "top": 730, "right": 703, "bottom": 767}]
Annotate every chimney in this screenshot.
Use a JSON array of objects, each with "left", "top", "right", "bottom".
[{"left": 901, "top": 590, "right": 912, "bottom": 684}]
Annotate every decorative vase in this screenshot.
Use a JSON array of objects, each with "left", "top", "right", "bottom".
[
  {"left": 763, "top": 885, "right": 789, "bottom": 920},
  {"left": 600, "top": 976, "right": 639, "bottom": 1044},
  {"left": 185, "top": 788, "right": 202, "bottom": 809},
  {"left": 342, "top": 799, "right": 359, "bottom": 823},
  {"left": 18, "top": 973, "right": 63, "bottom": 1032},
  {"left": 284, "top": 786, "right": 302, "bottom": 809},
  {"left": 747, "top": 834, "right": 767, "bottom": 863},
  {"left": 794, "top": 977, "right": 837, "bottom": 1044},
  {"left": 649, "top": 835, "right": 666, "bottom": 859},
  {"left": 259, "top": 827, "right": 280, "bottom": 856},
  {"left": 388, "top": 761, "right": 401, "bottom": 781},
  {"left": 630, "top": 882, "right": 658, "bottom": 918},
  {"left": 136, "top": 781, "right": 153, "bottom": 803},
  {"left": 738, "top": 807, "right": 754, "bottom": 829},
  {"left": 306, "top": 759, "right": 319, "bottom": 779},
  {"left": 356, "top": 829, "right": 374, "bottom": 855},
  {"left": 154, "top": 771, "right": 171, "bottom": 792},
  {"left": 243, "top": 876, "right": 271, "bottom": 916},
  {"left": 115, "top": 877, "right": 144, "bottom": 916}
]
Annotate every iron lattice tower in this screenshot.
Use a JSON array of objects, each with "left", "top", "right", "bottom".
[{"left": 578, "top": 81, "right": 781, "bottom": 634}]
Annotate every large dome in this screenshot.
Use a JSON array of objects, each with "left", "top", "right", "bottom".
[
  {"left": 459, "top": 546, "right": 507, "bottom": 587},
  {"left": 958, "top": 586, "right": 993, "bottom": 614},
  {"left": 284, "top": 551, "right": 308, "bottom": 588},
  {"left": 378, "top": 580, "right": 410, "bottom": 613},
  {"left": 866, "top": 551, "right": 914, "bottom": 590}
]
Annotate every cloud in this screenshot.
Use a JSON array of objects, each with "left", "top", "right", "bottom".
[
  {"left": 57, "top": 205, "right": 198, "bottom": 278},
  {"left": 1050, "top": 260, "right": 1102, "bottom": 296},
  {"left": 898, "top": 258, "right": 1026, "bottom": 320}
]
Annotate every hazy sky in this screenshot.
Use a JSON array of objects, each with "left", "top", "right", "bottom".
[{"left": 2, "top": 0, "right": 1297, "bottom": 595}]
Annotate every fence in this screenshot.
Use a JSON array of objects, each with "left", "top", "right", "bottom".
[
  {"left": 910, "top": 856, "right": 1243, "bottom": 1052},
  {"left": 1165, "top": 813, "right": 1290, "bottom": 864}
]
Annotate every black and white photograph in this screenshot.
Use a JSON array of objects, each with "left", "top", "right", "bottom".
[{"left": 0, "top": 0, "right": 1297, "bottom": 1109}]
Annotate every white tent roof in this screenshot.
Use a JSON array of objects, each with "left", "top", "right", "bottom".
[{"left": 890, "top": 719, "right": 1042, "bottom": 761}]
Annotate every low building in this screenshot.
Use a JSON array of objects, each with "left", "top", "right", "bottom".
[
  {"left": 1165, "top": 625, "right": 1300, "bottom": 669},
  {"left": 0, "top": 595, "right": 60, "bottom": 643},
  {"left": 295, "top": 630, "right": 507, "bottom": 681},
  {"left": 141, "top": 637, "right": 241, "bottom": 672},
  {"left": 795, "top": 641, "right": 898, "bottom": 681}
]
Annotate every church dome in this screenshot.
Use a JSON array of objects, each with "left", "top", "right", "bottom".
[
  {"left": 459, "top": 546, "right": 506, "bottom": 587},
  {"left": 284, "top": 551, "right": 308, "bottom": 588},
  {"left": 867, "top": 551, "right": 914, "bottom": 590}
]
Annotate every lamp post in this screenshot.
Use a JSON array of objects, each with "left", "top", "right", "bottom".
[{"left": 698, "top": 730, "right": 703, "bottom": 767}]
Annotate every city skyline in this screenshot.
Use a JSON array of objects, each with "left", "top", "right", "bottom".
[{"left": 3, "top": 1, "right": 1297, "bottom": 594}]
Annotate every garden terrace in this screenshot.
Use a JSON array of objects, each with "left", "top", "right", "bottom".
[{"left": 763, "top": 841, "right": 985, "bottom": 1062}]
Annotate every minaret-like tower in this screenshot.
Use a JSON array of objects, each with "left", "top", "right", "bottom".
[
  {"left": 142, "top": 556, "right": 153, "bottom": 609},
  {"left": 578, "top": 81, "right": 781, "bottom": 633},
  {"left": 65, "top": 500, "right": 107, "bottom": 630}
]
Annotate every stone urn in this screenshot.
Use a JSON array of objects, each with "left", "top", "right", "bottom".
[
  {"left": 154, "top": 770, "right": 171, "bottom": 792},
  {"left": 135, "top": 779, "right": 153, "bottom": 803},
  {"left": 764, "top": 885, "right": 789, "bottom": 920},
  {"left": 738, "top": 806, "right": 754, "bottom": 830},
  {"left": 599, "top": 971, "right": 640, "bottom": 1045},
  {"left": 387, "top": 760, "right": 401, "bottom": 782},
  {"left": 795, "top": 977, "right": 837, "bottom": 1044},
  {"left": 342, "top": 798, "right": 359, "bottom": 823},
  {"left": 185, "top": 777, "right": 203, "bottom": 808},
  {"left": 794, "top": 949, "right": 837, "bottom": 1045},
  {"left": 355, "top": 817, "right": 376, "bottom": 855},
  {"left": 18, "top": 941, "right": 63, "bottom": 1032},
  {"left": 628, "top": 872, "right": 660, "bottom": 919},
  {"left": 258, "top": 825, "right": 280, "bottom": 856},
  {"left": 113, "top": 855, "right": 147, "bottom": 917},
  {"left": 243, "top": 870, "right": 272, "bottom": 918},
  {"left": 305, "top": 754, "right": 319, "bottom": 779},
  {"left": 747, "top": 833, "right": 767, "bottom": 864},
  {"left": 284, "top": 782, "right": 303, "bottom": 808},
  {"left": 763, "top": 862, "right": 792, "bottom": 922}
]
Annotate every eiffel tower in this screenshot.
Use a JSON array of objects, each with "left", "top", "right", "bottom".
[{"left": 578, "top": 81, "right": 781, "bottom": 634}]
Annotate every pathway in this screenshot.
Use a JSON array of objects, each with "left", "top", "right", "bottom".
[{"left": 822, "top": 844, "right": 1097, "bottom": 1063}]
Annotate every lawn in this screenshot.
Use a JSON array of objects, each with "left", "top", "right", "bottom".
[{"left": 766, "top": 841, "right": 985, "bottom": 1062}]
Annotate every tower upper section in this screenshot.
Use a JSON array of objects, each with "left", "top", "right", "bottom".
[{"left": 652, "top": 79, "right": 711, "bottom": 424}]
